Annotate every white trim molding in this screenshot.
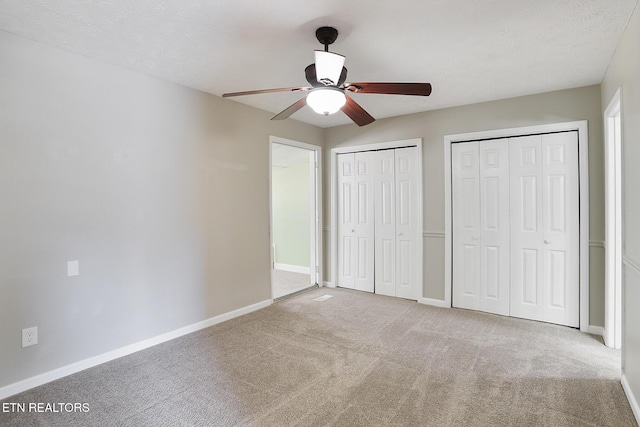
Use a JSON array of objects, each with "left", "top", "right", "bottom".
[
  {"left": 0, "top": 299, "right": 272, "bottom": 400},
  {"left": 622, "top": 374, "right": 640, "bottom": 424},
  {"left": 589, "top": 240, "right": 605, "bottom": 249},
  {"left": 323, "top": 281, "right": 336, "bottom": 288},
  {"left": 604, "top": 88, "right": 623, "bottom": 350},
  {"left": 444, "top": 121, "right": 590, "bottom": 331},
  {"left": 274, "top": 263, "right": 311, "bottom": 275}
]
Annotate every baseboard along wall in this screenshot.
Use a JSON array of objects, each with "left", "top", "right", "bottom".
[
  {"left": 622, "top": 374, "right": 640, "bottom": 424},
  {"left": 274, "top": 263, "right": 310, "bottom": 275},
  {"left": 0, "top": 299, "right": 273, "bottom": 400}
]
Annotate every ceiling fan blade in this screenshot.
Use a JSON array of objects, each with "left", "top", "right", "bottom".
[
  {"left": 345, "top": 82, "right": 432, "bottom": 96},
  {"left": 271, "top": 97, "right": 308, "bottom": 120},
  {"left": 341, "top": 96, "right": 375, "bottom": 127},
  {"left": 222, "top": 87, "right": 311, "bottom": 97}
]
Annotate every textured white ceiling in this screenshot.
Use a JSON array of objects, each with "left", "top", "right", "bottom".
[{"left": 1, "top": 0, "right": 637, "bottom": 128}]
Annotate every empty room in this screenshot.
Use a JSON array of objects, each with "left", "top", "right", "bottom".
[{"left": 1, "top": 1, "right": 640, "bottom": 426}]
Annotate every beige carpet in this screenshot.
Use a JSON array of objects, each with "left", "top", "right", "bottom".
[
  {"left": 1, "top": 287, "right": 636, "bottom": 426},
  {"left": 272, "top": 268, "right": 312, "bottom": 299}
]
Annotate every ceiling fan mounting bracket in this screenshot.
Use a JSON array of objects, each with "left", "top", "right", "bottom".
[{"left": 315, "top": 26, "right": 339, "bottom": 50}]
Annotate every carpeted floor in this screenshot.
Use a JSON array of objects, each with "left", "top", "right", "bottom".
[
  {"left": 272, "top": 268, "right": 312, "bottom": 299},
  {"left": 1, "top": 287, "right": 636, "bottom": 426}
]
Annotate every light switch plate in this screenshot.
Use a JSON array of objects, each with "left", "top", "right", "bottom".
[{"left": 67, "top": 260, "right": 79, "bottom": 277}]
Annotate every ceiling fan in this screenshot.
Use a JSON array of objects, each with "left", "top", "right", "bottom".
[{"left": 222, "top": 26, "right": 432, "bottom": 126}]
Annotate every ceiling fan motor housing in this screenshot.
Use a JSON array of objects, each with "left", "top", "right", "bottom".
[{"left": 316, "top": 26, "right": 339, "bottom": 49}]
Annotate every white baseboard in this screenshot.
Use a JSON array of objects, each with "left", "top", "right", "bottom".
[
  {"left": 419, "top": 297, "right": 450, "bottom": 308},
  {"left": 0, "top": 299, "right": 272, "bottom": 400},
  {"left": 274, "top": 263, "right": 310, "bottom": 275},
  {"left": 587, "top": 325, "right": 605, "bottom": 337},
  {"left": 622, "top": 374, "right": 640, "bottom": 424},
  {"left": 323, "top": 281, "right": 336, "bottom": 288}
]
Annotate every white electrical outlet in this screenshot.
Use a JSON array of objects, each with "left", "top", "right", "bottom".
[
  {"left": 22, "top": 327, "right": 38, "bottom": 348},
  {"left": 67, "top": 260, "right": 79, "bottom": 277}
]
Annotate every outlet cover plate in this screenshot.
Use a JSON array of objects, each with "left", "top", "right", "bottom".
[
  {"left": 67, "top": 260, "right": 79, "bottom": 277},
  {"left": 22, "top": 327, "right": 38, "bottom": 348}
]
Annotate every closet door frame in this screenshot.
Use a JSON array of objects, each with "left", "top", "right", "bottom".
[
  {"left": 330, "top": 138, "right": 424, "bottom": 301},
  {"left": 444, "top": 121, "right": 590, "bottom": 332}
]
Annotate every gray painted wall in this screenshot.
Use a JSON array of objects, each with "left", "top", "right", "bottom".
[
  {"left": 601, "top": 1, "right": 640, "bottom": 413},
  {"left": 323, "top": 85, "right": 605, "bottom": 326},
  {"left": 0, "top": 30, "right": 324, "bottom": 389}
]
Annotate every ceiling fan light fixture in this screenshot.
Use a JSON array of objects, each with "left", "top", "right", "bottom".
[
  {"left": 306, "top": 87, "right": 346, "bottom": 116},
  {"left": 314, "top": 50, "right": 345, "bottom": 86}
]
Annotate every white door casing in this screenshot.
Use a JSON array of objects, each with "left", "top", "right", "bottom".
[{"left": 604, "top": 88, "right": 622, "bottom": 349}]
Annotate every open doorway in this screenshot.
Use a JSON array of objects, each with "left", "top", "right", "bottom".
[
  {"left": 604, "top": 89, "right": 622, "bottom": 349},
  {"left": 270, "top": 137, "right": 322, "bottom": 299}
]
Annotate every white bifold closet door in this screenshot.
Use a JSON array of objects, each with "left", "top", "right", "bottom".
[
  {"left": 373, "top": 148, "right": 420, "bottom": 299},
  {"left": 337, "top": 152, "right": 375, "bottom": 292},
  {"left": 452, "top": 140, "right": 510, "bottom": 315},
  {"left": 337, "top": 147, "right": 419, "bottom": 299},
  {"left": 451, "top": 132, "right": 579, "bottom": 327},
  {"left": 509, "top": 133, "right": 579, "bottom": 327}
]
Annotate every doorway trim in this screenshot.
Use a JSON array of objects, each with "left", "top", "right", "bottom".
[
  {"left": 269, "top": 136, "right": 323, "bottom": 298},
  {"left": 604, "top": 88, "right": 623, "bottom": 349},
  {"left": 329, "top": 138, "right": 423, "bottom": 300},
  {"left": 443, "top": 121, "right": 590, "bottom": 332}
]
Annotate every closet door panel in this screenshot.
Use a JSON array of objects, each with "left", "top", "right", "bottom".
[
  {"left": 479, "top": 140, "right": 510, "bottom": 315},
  {"left": 541, "top": 132, "right": 579, "bottom": 327},
  {"left": 374, "top": 150, "right": 396, "bottom": 297},
  {"left": 510, "top": 136, "right": 544, "bottom": 322},
  {"left": 395, "top": 147, "right": 420, "bottom": 300},
  {"left": 337, "top": 154, "right": 356, "bottom": 289},
  {"left": 452, "top": 142, "right": 481, "bottom": 310},
  {"left": 353, "top": 151, "right": 375, "bottom": 292}
]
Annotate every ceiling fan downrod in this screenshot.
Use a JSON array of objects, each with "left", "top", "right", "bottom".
[{"left": 315, "top": 26, "right": 339, "bottom": 52}]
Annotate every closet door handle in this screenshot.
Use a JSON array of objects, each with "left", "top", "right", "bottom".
[
  {"left": 398, "top": 232, "right": 404, "bottom": 237},
  {"left": 544, "top": 239, "right": 551, "bottom": 244}
]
